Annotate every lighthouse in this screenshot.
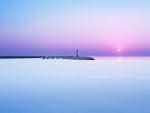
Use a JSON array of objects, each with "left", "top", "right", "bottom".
[{"left": 76, "top": 49, "right": 79, "bottom": 57}]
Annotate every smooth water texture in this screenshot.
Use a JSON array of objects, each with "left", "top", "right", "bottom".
[{"left": 0, "top": 57, "right": 150, "bottom": 113}]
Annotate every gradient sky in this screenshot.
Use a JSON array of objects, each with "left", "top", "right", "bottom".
[{"left": 0, "top": 0, "right": 150, "bottom": 56}]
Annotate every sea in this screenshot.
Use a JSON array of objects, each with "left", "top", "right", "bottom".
[{"left": 0, "top": 57, "right": 150, "bottom": 113}]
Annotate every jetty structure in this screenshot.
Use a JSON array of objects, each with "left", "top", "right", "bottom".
[
  {"left": 0, "top": 50, "right": 95, "bottom": 60},
  {"left": 42, "top": 49, "right": 95, "bottom": 60}
]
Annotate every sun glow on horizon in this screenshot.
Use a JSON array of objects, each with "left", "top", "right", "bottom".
[{"left": 117, "top": 48, "right": 122, "bottom": 52}]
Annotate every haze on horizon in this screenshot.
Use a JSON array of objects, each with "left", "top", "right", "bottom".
[{"left": 0, "top": 0, "right": 150, "bottom": 56}]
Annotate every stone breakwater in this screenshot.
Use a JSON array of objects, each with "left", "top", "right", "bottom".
[
  {"left": 42, "top": 56, "right": 95, "bottom": 60},
  {"left": 0, "top": 56, "right": 95, "bottom": 60}
]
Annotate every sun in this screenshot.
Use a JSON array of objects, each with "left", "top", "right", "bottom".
[{"left": 117, "top": 48, "right": 122, "bottom": 52}]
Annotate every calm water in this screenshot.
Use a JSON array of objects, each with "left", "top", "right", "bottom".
[{"left": 0, "top": 57, "right": 150, "bottom": 113}]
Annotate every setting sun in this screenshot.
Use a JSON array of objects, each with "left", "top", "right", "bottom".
[{"left": 117, "top": 48, "right": 122, "bottom": 52}]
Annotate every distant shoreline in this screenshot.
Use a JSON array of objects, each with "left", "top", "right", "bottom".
[
  {"left": 0, "top": 56, "right": 42, "bottom": 59},
  {"left": 0, "top": 56, "right": 95, "bottom": 60}
]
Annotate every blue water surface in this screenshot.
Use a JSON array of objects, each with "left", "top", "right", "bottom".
[{"left": 0, "top": 57, "right": 150, "bottom": 113}]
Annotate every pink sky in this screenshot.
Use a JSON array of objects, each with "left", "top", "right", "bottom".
[{"left": 0, "top": 0, "right": 150, "bottom": 55}]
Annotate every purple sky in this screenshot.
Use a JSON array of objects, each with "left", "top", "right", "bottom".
[{"left": 0, "top": 0, "right": 150, "bottom": 56}]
